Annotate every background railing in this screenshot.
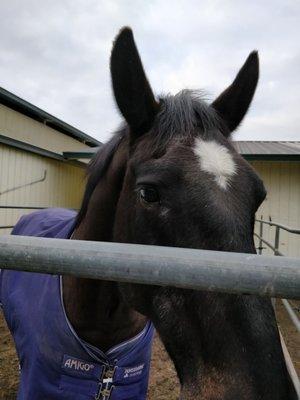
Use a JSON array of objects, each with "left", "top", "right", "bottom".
[
  {"left": 0, "top": 206, "right": 77, "bottom": 230},
  {"left": 255, "top": 218, "right": 300, "bottom": 392},
  {"left": 255, "top": 218, "right": 300, "bottom": 333},
  {"left": 0, "top": 206, "right": 48, "bottom": 230},
  {"left": 0, "top": 205, "right": 48, "bottom": 210},
  {"left": 255, "top": 218, "right": 300, "bottom": 256}
]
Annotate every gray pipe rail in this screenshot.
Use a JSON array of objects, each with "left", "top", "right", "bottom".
[
  {"left": 254, "top": 220, "right": 300, "bottom": 332},
  {"left": 255, "top": 218, "right": 300, "bottom": 235},
  {"left": 0, "top": 205, "right": 47, "bottom": 210},
  {"left": 0, "top": 235, "right": 300, "bottom": 299}
]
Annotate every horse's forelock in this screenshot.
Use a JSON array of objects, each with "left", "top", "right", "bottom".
[{"left": 153, "top": 90, "right": 224, "bottom": 146}]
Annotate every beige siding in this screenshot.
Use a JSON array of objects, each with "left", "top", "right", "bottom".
[
  {"left": 252, "top": 161, "right": 300, "bottom": 257},
  {"left": 0, "top": 143, "right": 85, "bottom": 234},
  {"left": 0, "top": 104, "right": 93, "bottom": 154}
]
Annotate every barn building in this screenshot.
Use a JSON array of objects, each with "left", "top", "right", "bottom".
[
  {"left": 0, "top": 87, "right": 100, "bottom": 234},
  {"left": 234, "top": 141, "right": 300, "bottom": 258},
  {"left": 0, "top": 87, "right": 299, "bottom": 257}
]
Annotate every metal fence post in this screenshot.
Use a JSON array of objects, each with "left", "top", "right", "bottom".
[
  {"left": 274, "top": 226, "right": 280, "bottom": 256},
  {"left": 258, "top": 217, "right": 263, "bottom": 255}
]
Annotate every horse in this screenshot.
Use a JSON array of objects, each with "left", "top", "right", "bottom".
[{"left": 0, "top": 27, "right": 296, "bottom": 400}]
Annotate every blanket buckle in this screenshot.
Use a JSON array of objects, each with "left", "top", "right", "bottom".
[{"left": 96, "top": 365, "right": 116, "bottom": 399}]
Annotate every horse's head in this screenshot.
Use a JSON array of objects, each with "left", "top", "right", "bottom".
[
  {"left": 110, "top": 28, "right": 265, "bottom": 255},
  {"left": 75, "top": 28, "right": 294, "bottom": 399}
]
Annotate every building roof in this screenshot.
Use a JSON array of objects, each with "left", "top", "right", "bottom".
[
  {"left": 0, "top": 87, "right": 101, "bottom": 147},
  {"left": 63, "top": 141, "right": 300, "bottom": 161},
  {"left": 233, "top": 141, "right": 300, "bottom": 160},
  {"left": 1, "top": 85, "right": 298, "bottom": 159},
  {"left": 3, "top": 85, "right": 297, "bottom": 160}
]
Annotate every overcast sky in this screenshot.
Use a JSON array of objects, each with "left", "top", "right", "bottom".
[{"left": 0, "top": 0, "right": 299, "bottom": 143}]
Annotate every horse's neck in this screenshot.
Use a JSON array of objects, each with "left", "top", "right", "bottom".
[
  {"left": 62, "top": 276, "right": 146, "bottom": 351},
  {"left": 151, "top": 290, "right": 295, "bottom": 400},
  {"left": 61, "top": 141, "right": 146, "bottom": 351},
  {"left": 62, "top": 171, "right": 147, "bottom": 351}
]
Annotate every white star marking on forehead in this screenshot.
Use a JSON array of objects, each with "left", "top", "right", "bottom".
[{"left": 193, "top": 138, "right": 236, "bottom": 189}]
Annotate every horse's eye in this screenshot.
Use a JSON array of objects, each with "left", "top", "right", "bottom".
[{"left": 140, "top": 187, "right": 160, "bottom": 203}]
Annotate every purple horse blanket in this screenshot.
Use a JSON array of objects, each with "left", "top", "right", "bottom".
[{"left": 0, "top": 208, "right": 154, "bottom": 400}]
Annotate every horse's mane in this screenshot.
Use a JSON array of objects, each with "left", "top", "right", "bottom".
[
  {"left": 75, "top": 90, "right": 223, "bottom": 227},
  {"left": 75, "top": 130, "right": 125, "bottom": 227}
]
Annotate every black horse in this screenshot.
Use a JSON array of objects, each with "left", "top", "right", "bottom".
[
  {"left": 68, "top": 28, "right": 296, "bottom": 399},
  {"left": 2, "top": 27, "right": 296, "bottom": 399}
]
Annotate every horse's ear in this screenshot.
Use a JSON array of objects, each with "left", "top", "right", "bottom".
[
  {"left": 211, "top": 51, "right": 259, "bottom": 135},
  {"left": 110, "top": 27, "right": 159, "bottom": 139}
]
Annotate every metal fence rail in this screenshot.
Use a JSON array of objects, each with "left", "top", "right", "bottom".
[
  {"left": 0, "top": 235, "right": 300, "bottom": 299},
  {"left": 0, "top": 206, "right": 48, "bottom": 230},
  {"left": 255, "top": 218, "right": 300, "bottom": 333},
  {"left": 0, "top": 234, "right": 299, "bottom": 394},
  {"left": 256, "top": 218, "right": 300, "bottom": 256},
  {"left": 0, "top": 206, "right": 78, "bottom": 229},
  {"left": 0, "top": 205, "right": 48, "bottom": 210}
]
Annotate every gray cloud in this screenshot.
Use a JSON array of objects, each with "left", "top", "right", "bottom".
[{"left": 0, "top": 0, "right": 299, "bottom": 142}]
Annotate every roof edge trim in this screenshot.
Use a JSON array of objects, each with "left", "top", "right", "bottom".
[{"left": 0, "top": 87, "right": 101, "bottom": 147}]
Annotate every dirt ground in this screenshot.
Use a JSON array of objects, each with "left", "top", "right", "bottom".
[{"left": 0, "top": 301, "right": 299, "bottom": 400}]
